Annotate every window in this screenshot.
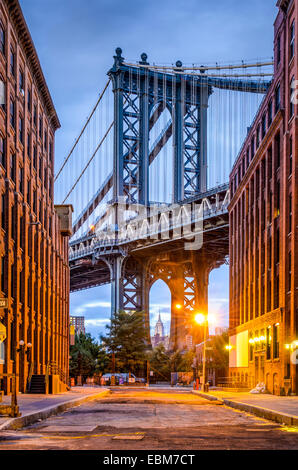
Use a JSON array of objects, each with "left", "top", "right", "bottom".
[
  {"left": 275, "top": 133, "right": 280, "bottom": 169},
  {"left": 256, "top": 125, "right": 260, "bottom": 148},
  {"left": 1, "top": 193, "right": 5, "bottom": 230},
  {"left": 1, "top": 256, "right": 4, "bottom": 293},
  {"left": 246, "top": 150, "right": 250, "bottom": 169},
  {"left": 27, "top": 179, "right": 30, "bottom": 205},
  {"left": 249, "top": 333, "right": 254, "bottom": 361},
  {"left": 19, "top": 166, "right": 23, "bottom": 194},
  {"left": 19, "top": 69, "right": 24, "bottom": 94},
  {"left": 266, "top": 326, "right": 271, "bottom": 359},
  {"left": 49, "top": 140, "right": 53, "bottom": 162},
  {"left": 27, "top": 133, "right": 31, "bottom": 158},
  {"left": 39, "top": 155, "right": 42, "bottom": 179},
  {"left": 10, "top": 99, "right": 15, "bottom": 129},
  {"left": 49, "top": 178, "right": 52, "bottom": 200},
  {"left": 33, "top": 104, "right": 37, "bottom": 126},
  {"left": 0, "top": 22, "right": 5, "bottom": 55},
  {"left": 268, "top": 147, "right": 272, "bottom": 178},
  {"left": 287, "top": 250, "right": 292, "bottom": 292},
  {"left": 290, "top": 20, "right": 295, "bottom": 60},
  {"left": 251, "top": 136, "right": 255, "bottom": 158},
  {"left": 260, "top": 329, "right": 266, "bottom": 350},
  {"left": 277, "top": 35, "right": 281, "bottom": 64},
  {"left": 290, "top": 76, "right": 295, "bottom": 118},
  {"left": 0, "top": 76, "right": 5, "bottom": 112},
  {"left": 289, "top": 194, "right": 292, "bottom": 233},
  {"left": 33, "top": 145, "right": 37, "bottom": 169},
  {"left": 267, "top": 275, "right": 271, "bottom": 312},
  {"left": 276, "top": 182, "right": 280, "bottom": 217},
  {"left": 0, "top": 135, "right": 5, "bottom": 167},
  {"left": 10, "top": 153, "right": 15, "bottom": 181},
  {"left": 39, "top": 115, "right": 43, "bottom": 140},
  {"left": 27, "top": 88, "right": 31, "bottom": 112},
  {"left": 273, "top": 324, "right": 280, "bottom": 359},
  {"left": 19, "top": 115, "right": 24, "bottom": 143},
  {"left": 33, "top": 189, "right": 37, "bottom": 214},
  {"left": 261, "top": 114, "right": 266, "bottom": 139},
  {"left": 44, "top": 167, "right": 47, "bottom": 189},
  {"left": 268, "top": 99, "right": 272, "bottom": 125},
  {"left": 275, "top": 227, "right": 280, "bottom": 266},
  {"left": 289, "top": 136, "right": 293, "bottom": 175},
  {"left": 11, "top": 204, "right": 16, "bottom": 240},
  {"left": 44, "top": 130, "right": 47, "bottom": 151},
  {"left": 275, "top": 85, "right": 280, "bottom": 113},
  {"left": 10, "top": 48, "right": 15, "bottom": 76}
]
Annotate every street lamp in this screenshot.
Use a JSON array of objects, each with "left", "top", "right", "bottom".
[{"left": 194, "top": 312, "right": 211, "bottom": 392}]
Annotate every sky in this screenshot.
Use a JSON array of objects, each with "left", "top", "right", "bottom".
[{"left": 19, "top": 0, "right": 277, "bottom": 341}]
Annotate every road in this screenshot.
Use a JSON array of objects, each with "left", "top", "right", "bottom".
[{"left": 0, "top": 387, "right": 298, "bottom": 450}]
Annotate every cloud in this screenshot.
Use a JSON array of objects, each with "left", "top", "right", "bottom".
[{"left": 85, "top": 318, "right": 110, "bottom": 327}]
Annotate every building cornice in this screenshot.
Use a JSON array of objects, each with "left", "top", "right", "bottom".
[
  {"left": 276, "top": 0, "right": 294, "bottom": 13},
  {"left": 4, "top": 0, "right": 60, "bottom": 131}
]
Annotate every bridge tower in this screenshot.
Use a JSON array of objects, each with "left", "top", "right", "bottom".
[{"left": 107, "top": 48, "right": 217, "bottom": 348}]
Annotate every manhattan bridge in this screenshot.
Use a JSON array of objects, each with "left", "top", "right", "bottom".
[{"left": 55, "top": 49, "right": 273, "bottom": 349}]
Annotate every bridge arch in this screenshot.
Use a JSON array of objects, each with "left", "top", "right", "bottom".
[{"left": 149, "top": 278, "right": 171, "bottom": 347}]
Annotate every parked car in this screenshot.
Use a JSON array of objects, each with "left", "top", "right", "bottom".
[{"left": 101, "top": 373, "right": 145, "bottom": 385}]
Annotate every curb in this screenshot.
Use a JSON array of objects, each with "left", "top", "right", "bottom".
[
  {"left": 0, "top": 389, "right": 110, "bottom": 431},
  {"left": 192, "top": 390, "right": 298, "bottom": 426}
]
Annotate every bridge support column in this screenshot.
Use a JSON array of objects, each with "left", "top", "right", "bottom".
[
  {"left": 110, "top": 256, "right": 124, "bottom": 314},
  {"left": 110, "top": 255, "right": 150, "bottom": 341},
  {"left": 169, "top": 265, "right": 186, "bottom": 351},
  {"left": 191, "top": 252, "right": 224, "bottom": 345}
]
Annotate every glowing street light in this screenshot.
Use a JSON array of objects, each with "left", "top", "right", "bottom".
[{"left": 193, "top": 312, "right": 213, "bottom": 393}]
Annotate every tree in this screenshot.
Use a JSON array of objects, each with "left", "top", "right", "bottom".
[
  {"left": 95, "top": 344, "right": 110, "bottom": 375},
  {"left": 69, "top": 332, "right": 100, "bottom": 382},
  {"left": 206, "top": 331, "right": 229, "bottom": 371},
  {"left": 148, "top": 345, "right": 195, "bottom": 382},
  {"left": 148, "top": 344, "right": 171, "bottom": 381},
  {"left": 100, "top": 310, "right": 148, "bottom": 375}
]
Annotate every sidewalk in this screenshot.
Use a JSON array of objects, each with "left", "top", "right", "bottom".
[
  {"left": 192, "top": 389, "right": 298, "bottom": 426},
  {"left": 0, "top": 386, "right": 109, "bottom": 431}
]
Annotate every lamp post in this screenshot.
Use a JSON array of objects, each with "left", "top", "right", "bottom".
[{"left": 194, "top": 313, "right": 210, "bottom": 392}]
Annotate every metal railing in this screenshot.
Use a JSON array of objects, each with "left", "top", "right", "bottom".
[{"left": 26, "top": 362, "right": 34, "bottom": 392}]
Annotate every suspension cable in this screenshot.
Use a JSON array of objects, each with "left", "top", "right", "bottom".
[
  {"left": 54, "top": 78, "right": 111, "bottom": 182},
  {"left": 122, "top": 61, "right": 274, "bottom": 72},
  {"left": 62, "top": 121, "right": 114, "bottom": 204}
]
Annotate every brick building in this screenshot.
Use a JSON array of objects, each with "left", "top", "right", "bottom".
[
  {"left": 70, "top": 316, "right": 85, "bottom": 336},
  {"left": 229, "top": 0, "right": 298, "bottom": 395},
  {"left": 0, "top": 0, "right": 71, "bottom": 393}
]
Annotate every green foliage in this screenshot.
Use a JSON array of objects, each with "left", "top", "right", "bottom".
[
  {"left": 196, "top": 331, "right": 229, "bottom": 372},
  {"left": 148, "top": 344, "right": 171, "bottom": 380},
  {"left": 100, "top": 310, "right": 148, "bottom": 374},
  {"left": 69, "top": 332, "right": 109, "bottom": 379},
  {"left": 148, "top": 344, "right": 195, "bottom": 381},
  {"left": 206, "top": 331, "right": 229, "bottom": 370}
]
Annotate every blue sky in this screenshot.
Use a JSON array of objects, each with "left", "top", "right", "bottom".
[{"left": 20, "top": 0, "right": 277, "bottom": 341}]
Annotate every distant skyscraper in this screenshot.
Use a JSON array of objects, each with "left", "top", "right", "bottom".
[
  {"left": 70, "top": 316, "right": 85, "bottom": 335},
  {"left": 151, "top": 312, "right": 169, "bottom": 349},
  {"left": 154, "top": 312, "right": 165, "bottom": 337}
]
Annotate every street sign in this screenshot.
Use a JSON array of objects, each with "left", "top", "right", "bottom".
[
  {"left": 0, "top": 322, "right": 6, "bottom": 342},
  {"left": 0, "top": 298, "right": 8, "bottom": 309}
]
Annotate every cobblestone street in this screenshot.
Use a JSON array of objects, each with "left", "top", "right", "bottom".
[{"left": 1, "top": 388, "right": 298, "bottom": 450}]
